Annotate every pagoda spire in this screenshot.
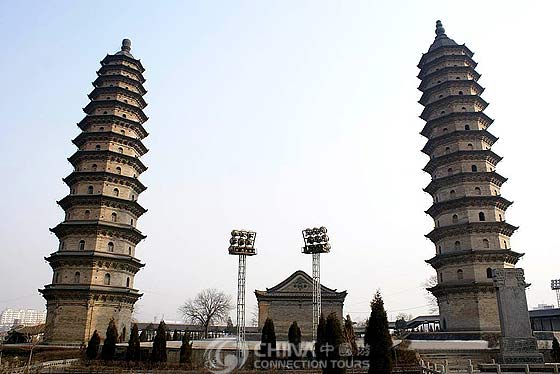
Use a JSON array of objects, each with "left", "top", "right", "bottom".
[
  {"left": 418, "top": 22, "right": 521, "bottom": 333},
  {"left": 40, "top": 40, "right": 149, "bottom": 344}
]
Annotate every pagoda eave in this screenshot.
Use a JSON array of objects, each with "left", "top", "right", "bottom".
[
  {"left": 420, "top": 96, "right": 489, "bottom": 121},
  {"left": 50, "top": 221, "right": 146, "bottom": 244},
  {"left": 418, "top": 44, "right": 474, "bottom": 68},
  {"left": 425, "top": 249, "right": 524, "bottom": 268},
  {"left": 57, "top": 194, "right": 147, "bottom": 216},
  {"left": 425, "top": 195, "right": 513, "bottom": 218},
  {"left": 424, "top": 171, "right": 507, "bottom": 195},
  {"left": 419, "top": 81, "right": 484, "bottom": 106},
  {"left": 421, "top": 129, "right": 498, "bottom": 155},
  {"left": 423, "top": 150, "right": 503, "bottom": 174},
  {"left": 88, "top": 86, "right": 147, "bottom": 109},
  {"left": 418, "top": 66, "right": 480, "bottom": 92},
  {"left": 101, "top": 54, "right": 145, "bottom": 73},
  {"left": 39, "top": 285, "right": 143, "bottom": 303},
  {"left": 92, "top": 76, "right": 147, "bottom": 95},
  {"left": 77, "top": 114, "right": 149, "bottom": 139},
  {"left": 418, "top": 54, "right": 478, "bottom": 79},
  {"left": 425, "top": 221, "right": 518, "bottom": 243},
  {"left": 82, "top": 100, "right": 148, "bottom": 123},
  {"left": 420, "top": 112, "right": 494, "bottom": 138},
  {"left": 68, "top": 150, "right": 148, "bottom": 174},
  {"left": 428, "top": 281, "right": 495, "bottom": 297},
  {"left": 97, "top": 65, "right": 145, "bottom": 83},
  {"left": 72, "top": 131, "right": 148, "bottom": 156}
]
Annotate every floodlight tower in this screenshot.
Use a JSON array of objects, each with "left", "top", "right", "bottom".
[
  {"left": 551, "top": 279, "right": 560, "bottom": 308},
  {"left": 229, "top": 230, "right": 257, "bottom": 360},
  {"left": 302, "top": 227, "right": 331, "bottom": 341}
]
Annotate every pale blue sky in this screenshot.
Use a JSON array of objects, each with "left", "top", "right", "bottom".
[{"left": 1, "top": 1, "right": 559, "bottom": 324}]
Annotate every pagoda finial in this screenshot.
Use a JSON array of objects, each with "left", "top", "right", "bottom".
[
  {"left": 121, "top": 39, "right": 132, "bottom": 53},
  {"left": 435, "top": 20, "right": 446, "bottom": 36}
]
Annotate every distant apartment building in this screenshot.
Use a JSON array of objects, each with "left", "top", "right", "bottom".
[
  {"left": 533, "top": 303, "right": 556, "bottom": 310},
  {"left": 0, "top": 309, "right": 47, "bottom": 327}
]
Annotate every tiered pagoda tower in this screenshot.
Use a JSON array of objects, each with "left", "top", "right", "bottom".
[
  {"left": 40, "top": 39, "right": 148, "bottom": 344},
  {"left": 419, "top": 22, "right": 522, "bottom": 332}
]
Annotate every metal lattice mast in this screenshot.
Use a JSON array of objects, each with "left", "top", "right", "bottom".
[
  {"left": 312, "top": 253, "right": 321, "bottom": 341},
  {"left": 229, "top": 230, "right": 256, "bottom": 365},
  {"left": 552, "top": 280, "right": 560, "bottom": 308},
  {"left": 236, "top": 254, "right": 247, "bottom": 348},
  {"left": 302, "top": 227, "right": 330, "bottom": 342}
]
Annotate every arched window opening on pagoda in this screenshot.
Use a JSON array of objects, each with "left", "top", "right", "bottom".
[
  {"left": 74, "top": 272, "right": 80, "bottom": 283},
  {"left": 103, "top": 111, "right": 108, "bottom": 114},
  {"left": 479, "top": 212, "right": 486, "bottom": 221},
  {"left": 461, "top": 107, "right": 466, "bottom": 111},
  {"left": 486, "top": 268, "right": 493, "bottom": 279},
  {"left": 499, "top": 214, "right": 503, "bottom": 221},
  {"left": 87, "top": 186, "right": 94, "bottom": 195},
  {"left": 447, "top": 168, "right": 453, "bottom": 176},
  {"left": 465, "top": 125, "right": 470, "bottom": 130},
  {"left": 130, "top": 219, "right": 134, "bottom": 225},
  {"left": 113, "top": 188, "right": 119, "bottom": 197},
  {"left": 95, "top": 145, "right": 101, "bottom": 151},
  {"left": 503, "top": 240, "right": 508, "bottom": 249},
  {"left": 126, "top": 277, "right": 130, "bottom": 287},
  {"left": 471, "top": 165, "right": 478, "bottom": 172},
  {"left": 443, "top": 128, "right": 448, "bottom": 132},
  {"left": 116, "top": 166, "right": 122, "bottom": 175},
  {"left": 475, "top": 187, "right": 481, "bottom": 195},
  {"left": 456, "top": 76, "right": 460, "bottom": 79},
  {"left": 54, "top": 272, "right": 59, "bottom": 284},
  {"left": 452, "top": 214, "right": 458, "bottom": 224},
  {"left": 121, "top": 130, "right": 125, "bottom": 135},
  {"left": 458, "top": 91, "right": 463, "bottom": 95},
  {"left": 118, "top": 147, "right": 124, "bottom": 154},
  {"left": 467, "top": 143, "right": 473, "bottom": 150},
  {"left": 79, "top": 240, "right": 85, "bottom": 251},
  {"left": 450, "top": 190, "right": 456, "bottom": 198},
  {"left": 108, "top": 242, "right": 114, "bottom": 252},
  {"left": 111, "top": 212, "right": 117, "bottom": 222},
  {"left": 457, "top": 269, "right": 464, "bottom": 280},
  {"left": 104, "top": 273, "right": 111, "bottom": 285},
  {"left": 131, "top": 194, "right": 135, "bottom": 201},
  {"left": 128, "top": 247, "right": 132, "bottom": 255},
  {"left": 84, "top": 210, "right": 90, "bottom": 219},
  {"left": 92, "top": 164, "right": 97, "bottom": 171},
  {"left": 454, "top": 241, "right": 461, "bottom": 250},
  {"left": 483, "top": 239, "right": 490, "bottom": 248},
  {"left": 440, "top": 110, "right": 446, "bottom": 115},
  {"left": 99, "top": 127, "right": 104, "bottom": 131},
  {"left": 122, "top": 114, "right": 127, "bottom": 118},
  {"left": 445, "top": 147, "right": 450, "bottom": 154}
]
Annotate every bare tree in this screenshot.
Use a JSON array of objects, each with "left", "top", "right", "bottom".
[
  {"left": 422, "top": 275, "right": 439, "bottom": 314},
  {"left": 179, "top": 289, "right": 233, "bottom": 338}
]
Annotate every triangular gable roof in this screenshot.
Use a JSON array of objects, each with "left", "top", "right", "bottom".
[{"left": 255, "top": 270, "right": 347, "bottom": 299}]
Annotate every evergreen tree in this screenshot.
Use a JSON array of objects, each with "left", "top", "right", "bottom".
[
  {"left": 226, "top": 317, "right": 235, "bottom": 335},
  {"left": 172, "top": 330, "right": 179, "bottom": 341},
  {"left": 86, "top": 330, "right": 101, "bottom": 360},
  {"left": 342, "top": 315, "right": 358, "bottom": 357},
  {"left": 365, "top": 291, "right": 393, "bottom": 374},
  {"left": 140, "top": 323, "right": 153, "bottom": 342},
  {"left": 552, "top": 337, "right": 560, "bottom": 362},
  {"left": 179, "top": 332, "right": 193, "bottom": 364},
  {"left": 315, "top": 314, "right": 327, "bottom": 361},
  {"left": 259, "top": 317, "right": 277, "bottom": 360},
  {"left": 166, "top": 331, "right": 172, "bottom": 341},
  {"left": 325, "top": 313, "right": 345, "bottom": 374},
  {"left": 151, "top": 321, "right": 168, "bottom": 363},
  {"left": 288, "top": 321, "right": 302, "bottom": 358},
  {"left": 126, "top": 323, "right": 141, "bottom": 362},
  {"left": 101, "top": 318, "right": 118, "bottom": 361}
]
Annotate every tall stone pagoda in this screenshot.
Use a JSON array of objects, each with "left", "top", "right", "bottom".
[
  {"left": 419, "top": 22, "right": 522, "bottom": 332},
  {"left": 40, "top": 39, "right": 148, "bottom": 344}
]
